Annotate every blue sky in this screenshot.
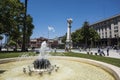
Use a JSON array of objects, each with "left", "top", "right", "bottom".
[{"left": 22, "top": 0, "right": 120, "bottom": 39}]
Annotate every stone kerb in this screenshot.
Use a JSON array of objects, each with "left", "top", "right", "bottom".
[
  {"left": 50, "top": 56, "right": 120, "bottom": 80},
  {"left": 0, "top": 56, "right": 120, "bottom": 80}
]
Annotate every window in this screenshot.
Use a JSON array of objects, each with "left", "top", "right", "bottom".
[
  {"left": 105, "top": 32, "right": 107, "bottom": 38},
  {"left": 114, "top": 30, "right": 118, "bottom": 33},
  {"left": 113, "top": 18, "right": 118, "bottom": 25},
  {"left": 109, "top": 31, "right": 112, "bottom": 37},
  {"left": 117, "top": 17, "right": 120, "bottom": 21},
  {"left": 110, "top": 35, "right": 112, "bottom": 38},
  {"left": 102, "top": 36, "right": 104, "bottom": 38},
  {"left": 114, "top": 26, "right": 118, "bottom": 29},
  {"left": 108, "top": 26, "right": 111, "bottom": 30}
]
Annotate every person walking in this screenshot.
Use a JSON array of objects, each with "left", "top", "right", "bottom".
[
  {"left": 98, "top": 48, "right": 100, "bottom": 54},
  {"left": 107, "top": 48, "right": 109, "bottom": 56}
]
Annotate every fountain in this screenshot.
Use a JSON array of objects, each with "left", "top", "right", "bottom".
[
  {"left": 23, "top": 41, "right": 59, "bottom": 75},
  {"left": 33, "top": 41, "right": 51, "bottom": 70},
  {"left": 0, "top": 41, "right": 120, "bottom": 80},
  {"left": 33, "top": 58, "right": 51, "bottom": 69}
]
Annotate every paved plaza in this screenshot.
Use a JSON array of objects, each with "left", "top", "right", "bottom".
[
  {"left": 1, "top": 48, "right": 120, "bottom": 59},
  {"left": 50, "top": 48, "right": 120, "bottom": 59},
  {"left": 71, "top": 48, "right": 120, "bottom": 59}
]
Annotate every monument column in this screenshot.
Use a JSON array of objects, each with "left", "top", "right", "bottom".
[{"left": 65, "top": 18, "right": 73, "bottom": 52}]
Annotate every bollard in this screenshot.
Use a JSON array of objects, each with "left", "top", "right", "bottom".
[
  {"left": 39, "top": 72, "right": 43, "bottom": 76},
  {"left": 28, "top": 71, "right": 32, "bottom": 76},
  {"left": 57, "top": 67, "right": 59, "bottom": 69},
  {"left": 48, "top": 71, "right": 51, "bottom": 75},
  {"left": 95, "top": 53, "right": 97, "bottom": 55},
  {"left": 91, "top": 52, "right": 93, "bottom": 55},
  {"left": 87, "top": 52, "right": 89, "bottom": 55},
  {"left": 55, "top": 68, "right": 58, "bottom": 72},
  {"left": 23, "top": 68, "right": 26, "bottom": 73}
]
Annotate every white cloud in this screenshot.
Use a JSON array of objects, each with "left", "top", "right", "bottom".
[{"left": 48, "top": 26, "right": 55, "bottom": 32}]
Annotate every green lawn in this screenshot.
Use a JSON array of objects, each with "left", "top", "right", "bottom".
[
  {"left": 0, "top": 52, "right": 36, "bottom": 59},
  {"left": 50, "top": 52, "right": 120, "bottom": 67},
  {"left": 0, "top": 52, "right": 120, "bottom": 67}
]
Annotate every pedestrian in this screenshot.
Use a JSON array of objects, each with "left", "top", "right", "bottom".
[
  {"left": 98, "top": 48, "right": 100, "bottom": 54},
  {"left": 54, "top": 48, "right": 56, "bottom": 53},
  {"left": 100, "top": 50, "right": 105, "bottom": 56},
  {"left": 107, "top": 48, "right": 109, "bottom": 56},
  {"left": 79, "top": 47, "right": 81, "bottom": 52}
]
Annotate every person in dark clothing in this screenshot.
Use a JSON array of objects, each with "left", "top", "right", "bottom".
[
  {"left": 100, "top": 50, "right": 105, "bottom": 56},
  {"left": 98, "top": 48, "right": 100, "bottom": 53},
  {"left": 107, "top": 48, "right": 109, "bottom": 56}
]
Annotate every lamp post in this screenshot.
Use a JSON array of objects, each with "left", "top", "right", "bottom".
[{"left": 22, "top": 0, "right": 28, "bottom": 51}]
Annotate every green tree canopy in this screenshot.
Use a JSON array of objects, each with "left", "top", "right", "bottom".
[
  {"left": 0, "top": 36, "right": 3, "bottom": 40},
  {"left": 71, "top": 29, "right": 83, "bottom": 46},
  {"left": 62, "top": 21, "right": 100, "bottom": 48},
  {"left": 0, "top": 0, "right": 34, "bottom": 50}
]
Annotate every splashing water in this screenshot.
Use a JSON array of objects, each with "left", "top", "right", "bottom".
[
  {"left": 39, "top": 41, "right": 49, "bottom": 59},
  {"left": 32, "top": 41, "right": 56, "bottom": 72}
]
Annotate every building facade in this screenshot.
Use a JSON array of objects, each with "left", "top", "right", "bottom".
[
  {"left": 30, "top": 37, "right": 48, "bottom": 48},
  {"left": 91, "top": 14, "right": 120, "bottom": 47},
  {"left": 30, "top": 37, "right": 58, "bottom": 48}
]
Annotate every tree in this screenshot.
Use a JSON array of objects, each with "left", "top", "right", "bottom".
[
  {"left": 89, "top": 28, "right": 100, "bottom": 42},
  {"left": 0, "top": 0, "right": 34, "bottom": 51},
  {"left": 0, "top": 0, "right": 24, "bottom": 43},
  {"left": 0, "top": 0, "right": 24, "bottom": 33},
  {"left": 26, "top": 15, "right": 34, "bottom": 48},
  {"left": 71, "top": 29, "right": 83, "bottom": 47},
  {"left": 71, "top": 21, "right": 100, "bottom": 48},
  {"left": 61, "top": 33, "right": 67, "bottom": 43},
  {"left": 80, "top": 21, "right": 90, "bottom": 47},
  {"left": 8, "top": 40, "right": 17, "bottom": 51}
]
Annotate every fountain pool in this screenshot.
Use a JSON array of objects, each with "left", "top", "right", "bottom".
[
  {"left": 0, "top": 41, "right": 119, "bottom": 80},
  {"left": 0, "top": 56, "right": 117, "bottom": 80}
]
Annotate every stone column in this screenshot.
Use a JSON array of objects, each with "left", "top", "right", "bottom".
[
  {"left": 65, "top": 18, "right": 73, "bottom": 52},
  {"left": 103, "top": 28, "right": 105, "bottom": 38},
  {"left": 117, "top": 22, "right": 120, "bottom": 46},
  {"left": 118, "top": 22, "right": 120, "bottom": 37},
  {"left": 111, "top": 24, "right": 114, "bottom": 38},
  {"left": 107, "top": 27, "right": 110, "bottom": 46},
  {"left": 107, "top": 27, "right": 110, "bottom": 38},
  {"left": 100, "top": 29, "right": 102, "bottom": 39}
]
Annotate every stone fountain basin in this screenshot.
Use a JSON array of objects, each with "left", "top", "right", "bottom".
[{"left": 0, "top": 56, "right": 120, "bottom": 80}]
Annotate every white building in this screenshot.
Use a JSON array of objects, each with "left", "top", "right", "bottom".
[{"left": 91, "top": 14, "right": 120, "bottom": 47}]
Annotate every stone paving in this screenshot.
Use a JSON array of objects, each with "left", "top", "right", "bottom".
[
  {"left": 53, "top": 48, "right": 120, "bottom": 59},
  {"left": 71, "top": 48, "right": 120, "bottom": 59},
  {"left": 2, "top": 48, "right": 120, "bottom": 59}
]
